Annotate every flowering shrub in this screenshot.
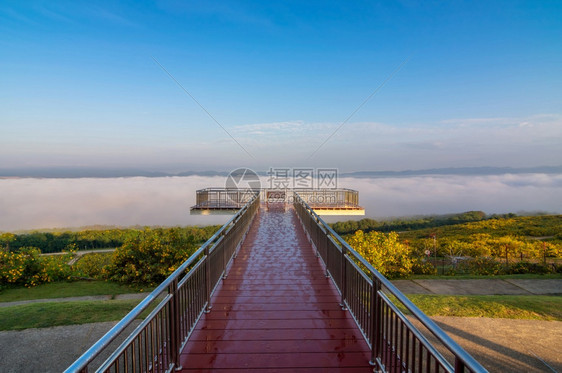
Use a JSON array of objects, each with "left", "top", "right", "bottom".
[
  {"left": 456, "top": 256, "right": 503, "bottom": 275},
  {"left": 106, "top": 228, "right": 197, "bottom": 285},
  {"left": 505, "top": 261, "right": 552, "bottom": 275},
  {"left": 346, "top": 230, "right": 415, "bottom": 278},
  {"left": 411, "top": 260, "right": 437, "bottom": 275},
  {"left": 73, "top": 252, "right": 113, "bottom": 279},
  {"left": 0, "top": 247, "right": 74, "bottom": 287}
]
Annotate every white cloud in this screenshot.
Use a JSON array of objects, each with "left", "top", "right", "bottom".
[
  {"left": 1, "top": 174, "right": 561, "bottom": 231},
  {"left": 332, "top": 173, "right": 562, "bottom": 220},
  {"left": 0, "top": 177, "right": 231, "bottom": 231}
]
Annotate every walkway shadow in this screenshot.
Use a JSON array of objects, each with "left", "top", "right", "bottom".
[{"left": 425, "top": 318, "right": 559, "bottom": 373}]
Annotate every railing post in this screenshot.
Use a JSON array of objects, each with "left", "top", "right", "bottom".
[
  {"left": 233, "top": 218, "right": 240, "bottom": 258},
  {"left": 168, "top": 277, "right": 182, "bottom": 370},
  {"left": 340, "top": 243, "right": 347, "bottom": 310},
  {"left": 455, "top": 357, "right": 465, "bottom": 372},
  {"left": 315, "top": 221, "right": 320, "bottom": 257},
  {"left": 205, "top": 245, "right": 211, "bottom": 313},
  {"left": 222, "top": 229, "right": 227, "bottom": 279},
  {"left": 325, "top": 234, "right": 330, "bottom": 278},
  {"left": 370, "top": 273, "right": 382, "bottom": 366}
]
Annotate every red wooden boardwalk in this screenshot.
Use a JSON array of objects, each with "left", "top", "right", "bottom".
[{"left": 179, "top": 206, "right": 373, "bottom": 372}]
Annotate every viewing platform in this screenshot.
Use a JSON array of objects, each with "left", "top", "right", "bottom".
[{"left": 190, "top": 188, "right": 365, "bottom": 215}]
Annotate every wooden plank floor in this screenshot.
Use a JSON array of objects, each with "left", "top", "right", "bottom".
[{"left": 180, "top": 206, "right": 373, "bottom": 372}]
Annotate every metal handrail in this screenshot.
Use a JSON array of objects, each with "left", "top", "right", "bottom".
[
  {"left": 66, "top": 194, "right": 260, "bottom": 373},
  {"left": 293, "top": 194, "right": 487, "bottom": 373}
]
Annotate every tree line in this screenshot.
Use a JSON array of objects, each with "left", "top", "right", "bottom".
[
  {"left": 0, "top": 226, "right": 221, "bottom": 254},
  {"left": 330, "top": 211, "right": 514, "bottom": 236}
]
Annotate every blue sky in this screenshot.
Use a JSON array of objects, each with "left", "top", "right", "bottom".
[{"left": 1, "top": 0, "right": 561, "bottom": 172}]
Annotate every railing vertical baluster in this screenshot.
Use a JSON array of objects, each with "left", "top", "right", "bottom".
[
  {"left": 124, "top": 348, "right": 128, "bottom": 373},
  {"left": 405, "top": 328, "right": 410, "bottom": 371},
  {"left": 385, "top": 302, "right": 391, "bottom": 368},
  {"left": 315, "top": 221, "right": 320, "bottom": 257},
  {"left": 369, "top": 273, "right": 378, "bottom": 366},
  {"left": 392, "top": 313, "right": 397, "bottom": 372},
  {"left": 325, "top": 234, "right": 330, "bottom": 278},
  {"left": 205, "top": 245, "right": 211, "bottom": 313},
  {"left": 144, "top": 328, "right": 149, "bottom": 372},
  {"left": 134, "top": 338, "right": 139, "bottom": 373},
  {"left": 417, "top": 340, "right": 423, "bottom": 373},
  {"left": 159, "top": 307, "right": 165, "bottom": 371},
  {"left": 222, "top": 230, "right": 227, "bottom": 279},
  {"left": 455, "top": 357, "right": 465, "bottom": 373},
  {"left": 167, "top": 278, "right": 181, "bottom": 370},
  {"left": 398, "top": 314, "right": 403, "bottom": 372},
  {"left": 150, "top": 320, "right": 155, "bottom": 372},
  {"left": 155, "top": 314, "right": 160, "bottom": 372},
  {"left": 340, "top": 243, "right": 347, "bottom": 310}
]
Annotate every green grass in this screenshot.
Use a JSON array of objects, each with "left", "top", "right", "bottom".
[
  {"left": 0, "top": 300, "right": 142, "bottom": 331},
  {"left": 405, "top": 294, "right": 562, "bottom": 320},
  {"left": 0, "top": 281, "right": 151, "bottom": 303}
]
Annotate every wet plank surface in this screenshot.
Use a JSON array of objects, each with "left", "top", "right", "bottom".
[{"left": 179, "top": 206, "right": 372, "bottom": 371}]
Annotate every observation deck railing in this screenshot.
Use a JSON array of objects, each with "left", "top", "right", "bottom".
[
  {"left": 294, "top": 194, "right": 487, "bottom": 373},
  {"left": 192, "top": 187, "right": 362, "bottom": 211},
  {"left": 65, "top": 195, "right": 260, "bottom": 373},
  {"left": 194, "top": 188, "right": 258, "bottom": 209}
]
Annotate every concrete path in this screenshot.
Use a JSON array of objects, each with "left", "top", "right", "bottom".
[
  {"left": 391, "top": 278, "right": 562, "bottom": 295},
  {"left": 41, "top": 248, "right": 116, "bottom": 265},
  {"left": 1, "top": 279, "right": 559, "bottom": 309},
  {"left": 0, "top": 292, "right": 146, "bottom": 308}
]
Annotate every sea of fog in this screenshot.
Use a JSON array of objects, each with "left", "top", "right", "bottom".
[{"left": 1, "top": 174, "right": 561, "bottom": 232}]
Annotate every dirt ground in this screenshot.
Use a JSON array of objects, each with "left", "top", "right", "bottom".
[{"left": 412, "top": 316, "right": 561, "bottom": 373}]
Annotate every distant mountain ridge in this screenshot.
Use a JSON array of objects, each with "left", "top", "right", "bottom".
[
  {"left": 0, "top": 168, "right": 229, "bottom": 178},
  {"left": 1, "top": 166, "right": 561, "bottom": 179},
  {"left": 340, "top": 165, "right": 562, "bottom": 178}
]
